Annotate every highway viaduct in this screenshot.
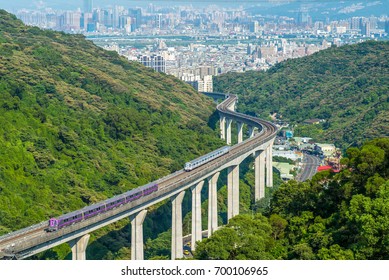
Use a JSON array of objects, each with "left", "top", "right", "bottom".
[{"left": 0, "top": 92, "right": 278, "bottom": 261}]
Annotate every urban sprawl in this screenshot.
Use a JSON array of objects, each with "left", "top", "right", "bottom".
[{"left": 15, "top": 2, "right": 389, "bottom": 92}]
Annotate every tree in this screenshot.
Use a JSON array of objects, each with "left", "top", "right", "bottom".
[{"left": 194, "top": 214, "right": 275, "bottom": 260}]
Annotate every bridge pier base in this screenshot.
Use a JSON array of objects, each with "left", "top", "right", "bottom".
[
  {"left": 227, "top": 165, "right": 240, "bottom": 220},
  {"left": 130, "top": 209, "right": 147, "bottom": 260},
  {"left": 191, "top": 181, "right": 204, "bottom": 251},
  {"left": 171, "top": 191, "right": 185, "bottom": 260},
  {"left": 208, "top": 172, "right": 220, "bottom": 237},
  {"left": 255, "top": 150, "right": 266, "bottom": 201},
  {"left": 69, "top": 234, "right": 90, "bottom": 260},
  {"left": 266, "top": 144, "right": 273, "bottom": 187}
]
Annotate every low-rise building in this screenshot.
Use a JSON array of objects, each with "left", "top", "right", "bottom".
[
  {"left": 273, "top": 150, "right": 303, "bottom": 162},
  {"left": 293, "top": 137, "right": 312, "bottom": 146},
  {"left": 314, "top": 143, "right": 336, "bottom": 157},
  {"left": 273, "top": 162, "right": 295, "bottom": 181}
]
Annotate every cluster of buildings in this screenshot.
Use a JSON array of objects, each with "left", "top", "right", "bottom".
[
  {"left": 14, "top": 2, "right": 389, "bottom": 37},
  {"left": 12, "top": 2, "right": 389, "bottom": 91},
  {"left": 272, "top": 129, "right": 341, "bottom": 181},
  {"left": 104, "top": 38, "right": 332, "bottom": 91}
]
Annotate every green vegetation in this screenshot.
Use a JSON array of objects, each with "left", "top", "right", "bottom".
[
  {"left": 273, "top": 156, "right": 295, "bottom": 164},
  {"left": 193, "top": 138, "right": 389, "bottom": 259},
  {"left": 214, "top": 41, "right": 389, "bottom": 148},
  {"left": 0, "top": 10, "right": 225, "bottom": 258}
]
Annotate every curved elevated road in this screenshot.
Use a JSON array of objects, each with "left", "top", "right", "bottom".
[{"left": 0, "top": 93, "right": 277, "bottom": 260}]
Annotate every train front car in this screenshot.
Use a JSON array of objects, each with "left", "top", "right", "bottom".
[
  {"left": 184, "top": 162, "right": 193, "bottom": 171},
  {"left": 47, "top": 218, "right": 59, "bottom": 232}
]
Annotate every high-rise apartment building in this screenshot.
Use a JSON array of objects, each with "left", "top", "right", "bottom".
[
  {"left": 139, "top": 55, "right": 166, "bottom": 73},
  {"left": 58, "top": 11, "right": 81, "bottom": 31},
  {"left": 186, "top": 75, "right": 213, "bottom": 92},
  {"left": 350, "top": 17, "right": 361, "bottom": 30},
  {"left": 128, "top": 8, "right": 142, "bottom": 30},
  {"left": 203, "top": 75, "right": 213, "bottom": 92},
  {"left": 249, "top": 21, "right": 259, "bottom": 33},
  {"left": 361, "top": 22, "right": 371, "bottom": 36},
  {"left": 155, "top": 14, "right": 162, "bottom": 29},
  {"left": 297, "top": 11, "right": 309, "bottom": 26},
  {"left": 152, "top": 55, "right": 166, "bottom": 73},
  {"left": 199, "top": 65, "right": 216, "bottom": 79}
]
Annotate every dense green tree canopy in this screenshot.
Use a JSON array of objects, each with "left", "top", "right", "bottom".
[
  {"left": 194, "top": 214, "right": 274, "bottom": 260},
  {"left": 194, "top": 138, "right": 389, "bottom": 260},
  {"left": 0, "top": 10, "right": 224, "bottom": 259}
]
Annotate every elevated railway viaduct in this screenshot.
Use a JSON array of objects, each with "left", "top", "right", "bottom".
[{"left": 0, "top": 92, "right": 277, "bottom": 260}]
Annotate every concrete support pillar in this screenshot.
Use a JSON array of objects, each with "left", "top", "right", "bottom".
[
  {"left": 254, "top": 150, "right": 266, "bottom": 201},
  {"left": 248, "top": 126, "right": 255, "bottom": 138},
  {"left": 220, "top": 116, "right": 226, "bottom": 140},
  {"left": 237, "top": 122, "right": 243, "bottom": 143},
  {"left": 171, "top": 191, "right": 185, "bottom": 260},
  {"left": 191, "top": 181, "right": 204, "bottom": 251},
  {"left": 226, "top": 118, "right": 232, "bottom": 145},
  {"left": 227, "top": 165, "right": 240, "bottom": 220},
  {"left": 266, "top": 144, "right": 273, "bottom": 187},
  {"left": 69, "top": 234, "right": 90, "bottom": 260},
  {"left": 208, "top": 172, "right": 220, "bottom": 237},
  {"left": 130, "top": 209, "right": 147, "bottom": 260}
]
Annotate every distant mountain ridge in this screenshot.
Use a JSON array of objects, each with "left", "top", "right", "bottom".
[{"left": 214, "top": 40, "right": 389, "bottom": 148}]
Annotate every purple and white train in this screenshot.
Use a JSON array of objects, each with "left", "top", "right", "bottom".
[
  {"left": 47, "top": 183, "right": 158, "bottom": 232},
  {"left": 47, "top": 146, "right": 230, "bottom": 232}
]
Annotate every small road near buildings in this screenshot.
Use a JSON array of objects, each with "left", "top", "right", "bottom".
[{"left": 296, "top": 153, "right": 321, "bottom": 182}]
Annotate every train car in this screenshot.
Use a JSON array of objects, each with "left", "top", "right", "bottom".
[
  {"left": 47, "top": 209, "right": 84, "bottom": 232},
  {"left": 125, "top": 190, "right": 143, "bottom": 203},
  {"left": 82, "top": 202, "right": 107, "bottom": 220},
  {"left": 105, "top": 194, "right": 126, "bottom": 211},
  {"left": 142, "top": 183, "right": 158, "bottom": 196},
  {"left": 184, "top": 146, "right": 230, "bottom": 171},
  {"left": 47, "top": 183, "right": 159, "bottom": 232}
]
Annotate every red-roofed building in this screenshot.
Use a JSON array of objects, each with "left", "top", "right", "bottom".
[
  {"left": 317, "top": 165, "right": 340, "bottom": 173},
  {"left": 317, "top": 165, "right": 332, "bottom": 172}
]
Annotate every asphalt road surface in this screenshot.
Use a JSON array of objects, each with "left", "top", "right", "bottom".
[{"left": 297, "top": 153, "right": 321, "bottom": 182}]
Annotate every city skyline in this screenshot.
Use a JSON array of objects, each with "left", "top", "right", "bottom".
[
  {"left": 8, "top": 0, "right": 388, "bottom": 92},
  {"left": 2, "top": 1, "right": 389, "bottom": 19}
]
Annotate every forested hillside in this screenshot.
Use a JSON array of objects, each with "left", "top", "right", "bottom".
[
  {"left": 214, "top": 41, "right": 389, "bottom": 148},
  {"left": 194, "top": 138, "right": 389, "bottom": 260},
  {"left": 0, "top": 10, "right": 223, "bottom": 257}
]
